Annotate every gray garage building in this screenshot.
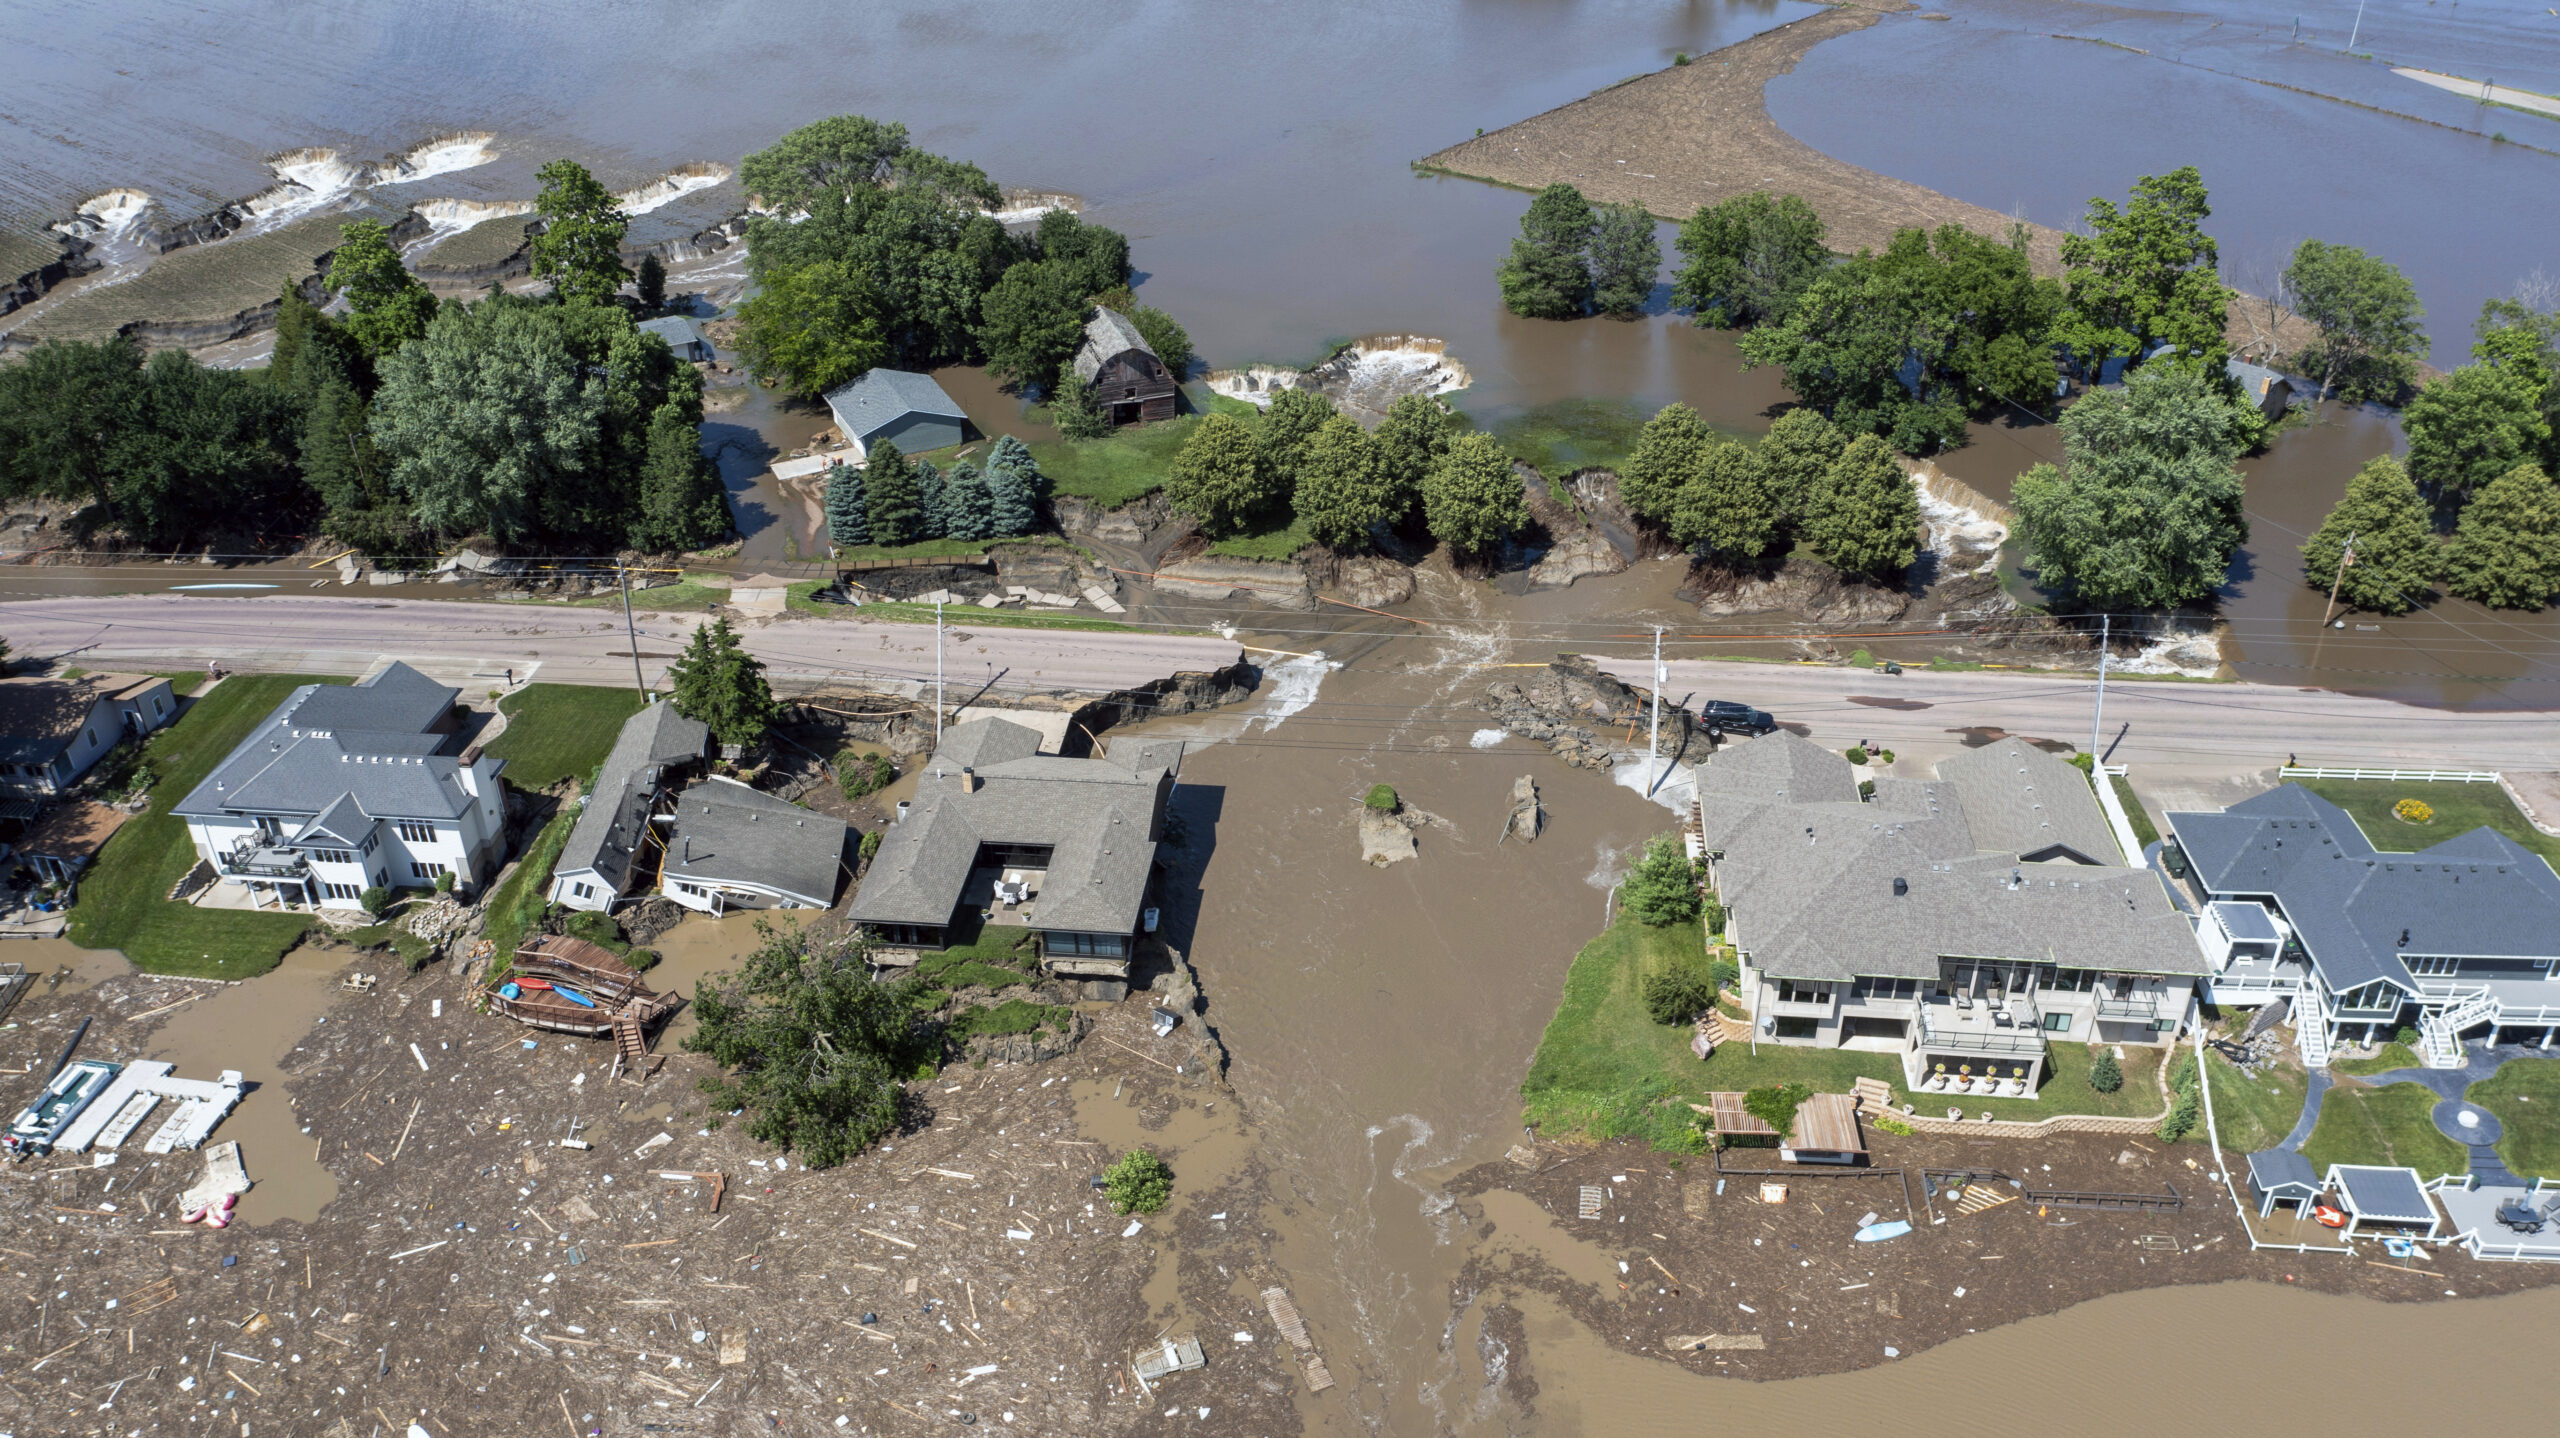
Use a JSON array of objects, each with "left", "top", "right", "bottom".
[{"left": 823, "top": 368, "right": 971, "bottom": 462}]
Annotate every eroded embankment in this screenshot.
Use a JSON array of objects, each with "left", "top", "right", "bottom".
[{"left": 1418, "top": 2, "right": 2070, "bottom": 271}]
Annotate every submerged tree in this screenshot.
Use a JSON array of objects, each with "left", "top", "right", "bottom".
[
  {"left": 2011, "top": 364, "right": 2248, "bottom": 610},
  {"left": 529, "top": 158, "right": 631, "bottom": 306},
  {"left": 1669, "top": 438, "right": 1779, "bottom": 564},
  {"left": 2053, "top": 165, "right": 2229, "bottom": 381},
  {"left": 1618, "top": 403, "right": 1716, "bottom": 531},
  {"left": 2301, "top": 455, "right": 2436, "bottom": 615},
  {"left": 1588, "top": 201, "right": 1662, "bottom": 318},
  {"left": 1671, "top": 191, "right": 1830, "bottom": 328},
  {"left": 683, "top": 924, "right": 922, "bottom": 1169},
  {"left": 2282, "top": 238, "right": 2426, "bottom": 404},
  {"left": 1497, "top": 183, "right": 1595, "bottom": 320},
  {"left": 2442, "top": 462, "right": 2560, "bottom": 611}
]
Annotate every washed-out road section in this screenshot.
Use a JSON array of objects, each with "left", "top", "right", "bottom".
[{"left": 2, "top": 594, "right": 1242, "bottom": 697}]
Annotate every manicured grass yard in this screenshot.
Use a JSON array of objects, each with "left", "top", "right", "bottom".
[
  {"left": 2300, "top": 1079, "right": 2469, "bottom": 1177},
  {"left": 2331, "top": 1041, "right": 2421, "bottom": 1077},
  {"left": 1025, "top": 415, "right": 1204, "bottom": 508},
  {"left": 851, "top": 601, "right": 1136, "bottom": 634},
  {"left": 2295, "top": 777, "right": 2560, "bottom": 874},
  {"left": 1206, "top": 518, "right": 1313, "bottom": 561},
  {"left": 2202, "top": 1047, "right": 2311, "bottom": 1155},
  {"left": 2467, "top": 1057, "right": 2560, "bottom": 1181},
  {"left": 487, "top": 684, "right": 651, "bottom": 792},
  {"left": 67, "top": 674, "right": 348, "bottom": 978}
]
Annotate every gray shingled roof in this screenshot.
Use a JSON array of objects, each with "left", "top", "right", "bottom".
[
  {"left": 664, "top": 779, "right": 848, "bottom": 907},
  {"left": 638, "top": 315, "right": 709, "bottom": 351},
  {"left": 0, "top": 673, "right": 154, "bottom": 766},
  {"left": 1071, "top": 307, "right": 1157, "bottom": 384},
  {"left": 1934, "top": 740, "right": 2122, "bottom": 864},
  {"left": 822, "top": 368, "right": 966, "bottom": 444},
  {"left": 172, "top": 664, "right": 487, "bottom": 827},
  {"left": 848, "top": 718, "right": 1181, "bottom": 935},
  {"left": 1697, "top": 732, "right": 2201, "bottom": 982},
  {"left": 554, "top": 702, "right": 711, "bottom": 890},
  {"left": 2165, "top": 784, "right": 2560, "bottom": 994},
  {"left": 2248, "top": 1147, "right": 2320, "bottom": 1196}
]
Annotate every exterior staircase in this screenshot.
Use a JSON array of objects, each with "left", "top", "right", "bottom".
[
  {"left": 1850, "top": 1076, "right": 1896, "bottom": 1117},
  {"left": 2420, "top": 991, "right": 2497, "bottom": 1069},
  {"left": 610, "top": 1009, "right": 654, "bottom": 1073},
  {"left": 2294, "top": 1015, "right": 2332, "bottom": 1070}
]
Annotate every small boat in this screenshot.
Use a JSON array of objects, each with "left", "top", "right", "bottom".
[
  {"left": 1855, "top": 1219, "right": 1913, "bottom": 1242},
  {"left": 516, "top": 978, "right": 553, "bottom": 991},
  {"left": 5, "top": 1058, "right": 122, "bottom": 1159}
]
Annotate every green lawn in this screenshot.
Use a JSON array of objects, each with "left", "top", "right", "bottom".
[
  {"left": 2331, "top": 1042, "right": 2422, "bottom": 1077},
  {"left": 1025, "top": 416, "right": 1204, "bottom": 507},
  {"left": 2295, "top": 777, "right": 2560, "bottom": 874},
  {"left": 2466, "top": 1057, "right": 2560, "bottom": 1181},
  {"left": 2202, "top": 1047, "right": 2311, "bottom": 1154},
  {"left": 2108, "top": 772, "right": 2160, "bottom": 848},
  {"left": 2300, "top": 1080, "right": 2469, "bottom": 1177},
  {"left": 487, "top": 684, "right": 650, "bottom": 791},
  {"left": 1207, "top": 518, "right": 1313, "bottom": 561},
  {"left": 67, "top": 674, "right": 347, "bottom": 977},
  {"left": 482, "top": 806, "right": 577, "bottom": 964}
]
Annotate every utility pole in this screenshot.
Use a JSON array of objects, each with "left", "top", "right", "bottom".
[
  {"left": 2319, "top": 531, "right": 2358, "bottom": 628},
  {"left": 2089, "top": 613, "right": 2110, "bottom": 766},
  {"left": 934, "top": 596, "right": 946, "bottom": 743},
  {"left": 1646, "top": 625, "right": 1665, "bottom": 796},
  {"left": 2348, "top": 0, "right": 2366, "bottom": 51},
  {"left": 617, "top": 564, "right": 646, "bottom": 700}
]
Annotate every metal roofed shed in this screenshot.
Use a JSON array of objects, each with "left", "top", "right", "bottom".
[
  {"left": 2246, "top": 1148, "right": 2322, "bottom": 1219},
  {"left": 822, "top": 368, "right": 970, "bottom": 461},
  {"left": 2326, "top": 1164, "right": 2443, "bottom": 1237}
]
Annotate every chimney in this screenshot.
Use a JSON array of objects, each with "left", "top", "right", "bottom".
[
  {"left": 961, "top": 766, "right": 979, "bottom": 793},
  {"left": 1893, "top": 877, "right": 1908, "bottom": 897}
]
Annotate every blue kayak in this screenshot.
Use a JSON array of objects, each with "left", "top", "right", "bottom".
[
  {"left": 552, "top": 985, "right": 597, "bottom": 1009},
  {"left": 1855, "top": 1220, "right": 1913, "bottom": 1242}
]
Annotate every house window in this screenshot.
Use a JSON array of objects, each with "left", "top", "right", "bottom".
[
  {"left": 396, "top": 821, "right": 438, "bottom": 844},
  {"left": 311, "top": 849, "right": 353, "bottom": 865},
  {"left": 1772, "top": 1016, "right": 1819, "bottom": 1040},
  {"left": 2042, "top": 1012, "right": 2074, "bottom": 1033},
  {"left": 255, "top": 816, "right": 283, "bottom": 838},
  {"left": 1043, "top": 931, "right": 1127, "bottom": 959},
  {"left": 1854, "top": 976, "right": 1918, "bottom": 1000},
  {"left": 677, "top": 883, "right": 706, "bottom": 897},
  {"left": 322, "top": 882, "right": 363, "bottom": 900},
  {"left": 408, "top": 861, "right": 449, "bottom": 880},
  {"left": 1778, "top": 980, "right": 1828, "bottom": 1005},
  {"left": 2149, "top": 1018, "right": 2180, "bottom": 1033},
  {"left": 2407, "top": 955, "right": 2457, "bottom": 977},
  {"left": 573, "top": 882, "right": 596, "bottom": 900}
]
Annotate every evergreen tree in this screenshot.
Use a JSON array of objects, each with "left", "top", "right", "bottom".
[
  {"left": 636, "top": 253, "right": 668, "bottom": 314},
  {"left": 1292, "top": 415, "right": 1394, "bottom": 552},
  {"left": 1588, "top": 201, "right": 1662, "bottom": 318},
  {"left": 667, "top": 615, "right": 778, "bottom": 749},
  {"left": 1621, "top": 834, "right": 1703, "bottom": 926},
  {"left": 1757, "top": 408, "right": 1849, "bottom": 525},
  {"left": 1618, "top": 403, "right": 1715, "bottom": 530},
  {"left": 1049, "top": 370, "right": 1111, "bottom": 440},
  {"left": 327, "top": 219, "right": 439, "bottom": 362},
  {"left": 2443, "top": 463, "right": 2560, "bottom": 610},
  {"left": 1422, "top": 432, "right": 1528, "bottom": 560},
  {"left": 529, "top": 158, "right": 631, "bottom": 306},
  {"left": 630, "top": 402, "right": 731, "bottom": 553},
  {"left": 1257, "top": 387, "right": 1337, "bottom": 502},
  {"left": 938, "top": 460, "right": 993, "bottom": 542},
  {"left": 982, "top": 435, "right": 1042, "bottom": 536},
  {"left": 911, "top": 457, "right": 947, "bottom": 540},
  {"left": 2301, "top": 455, "right": 2437, "bottom": 615},
  {"left": 863, "top": 441, "right": 923, "bottom": 546},
  {"left": 824, "top": 462, "right": 869, "bottom": 548},
  {"left": 1669, "top": 439, "right": 1778, "bottom": 562},
  {"left": 1496, "top": 183, "right": 1595, "bottom": 320},
  {"left": 1166, "top": 414, "right": 1275, "bottom": 537},
  {"left": 1803, "top": 435, "right": 1919, "bottom": 581},
  {"left": 1372, "top": 393, "right": 1455, "bottom": 522}
]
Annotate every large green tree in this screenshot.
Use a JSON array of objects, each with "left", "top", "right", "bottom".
[
  {"left": 2054, "top": 166, "right": 2229, "bottom": 381},
  {"left": 2403, "top": 346, "right": 2554, "bottom": 499},
  {"left": 1671, "top": 191, "right": 1830, "bottom": 327},
  {"left": 862, "top": 441, "right": 924, "bottom": 546},
  {"left": 683, "top": 924, "right": 921, "bottom": 1169},
  {"left": 1371, "top": 393, "right": 1455, "bottom": 523},
  {"left": 2475, "top": 295, "right": 2560, "bottom": 471},
  {"left": 1292, "top": 415, "right": 1394, "bottom": 551},
  {"left": 2442, "top": 463, "right": 2560, "bottom": 610},
  {"left": 1128, "top": 305, "right": 1193, "bottom": 379},
  {"left": 1497, "top": 183, "right": 1594, "bottom": 320},
  {"left": 823, "top": 462, "right": 869, "bottom": 548},
  {"left": 738, "top": 114, "right": 917, "bottom": 214},
  {"left": 977, "top": 261, "right": 1088, "bottom": 391},
  {"left": 1588, "top": 201, "right": 1661, "bottom": 318},
  {"left": 327, "top": 219, "right": 438, "bottom": 361},
  {"left": 669, "top": 615, "right": 778, "bottom": 749},
  {"left": 1048, "top": 372, "right": 1111, "bottom": 440},
  {"left": 2301, "top": 455, "right": 2436, "bottom": 615},
  {"left": 1166, "top": 413, "right": 1275, "bottom": 537},
  {"left": 1032, "top": 209, "right": 1131, "bottom": 302},
  {"left": 1757, "top": 407, "right": 1849, "bottom": 524},
  {"left": 733, "top": 259, "right": 889, "bottom": 398},
  {"left": 1621, "top": 833, "right": 1702, "bottom": 926},
  {"left": 982, "top": 435, "right": 1043, "bottom": 536},
  {"left": 1422, "top": 432, "right": 1528, "bottom": 560},
  {"left": 2011, "top": 364, "right": 2249, "bottom": 609},
  {"left": 1668, "top": 439, "right": 1778, "bottom": 563},
  {"left": 269, "top": 286, "right": 415, "bottom": 555},
  {"left": 529, "top": 158, "right": 631, "bottom": 306},
  {"left": 1618, "top": 403, "right": 1716, "bottom": 530},
  {"left": 1803, "top": 435, "right": 1918, "bottom": 581},
  {"left": 630, "top": 402, "right": 732, "bottom": 553},
  {"left": 2283, "top": 239, "right": 2425, "bottom": 404},
  {"left": 1256, "top": 387, "right": 1337, "bottom": 502}
]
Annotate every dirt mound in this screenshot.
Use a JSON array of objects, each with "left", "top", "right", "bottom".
[{"left": 1681, "top": 555, "right": 1912, "bottom": 623}]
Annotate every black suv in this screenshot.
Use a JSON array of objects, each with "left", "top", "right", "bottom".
[{"left": 1693, "top": 700, "right": 1776, "bottom": 737}]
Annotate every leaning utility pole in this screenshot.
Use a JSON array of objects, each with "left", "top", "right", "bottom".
[
  {"left": 2319, "top": 531, "right": 2358, "bottom": 628},
  {"left": 617, "top": 564, "right": 646, "bottom": 700},
  {"left": 1646, "top": 625, "right": 1666, "bottom": 797},
  {"left": 2089, "top": 613, "right": 2110, "bottom": 765},
  {"left": 934, "top": 596, "right": 946, "bottom": 743}
]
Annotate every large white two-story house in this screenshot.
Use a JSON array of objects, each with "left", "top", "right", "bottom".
[
  {"left": 1694, "top": 732, "right": 2204, "bottom": 1095},
  {"left": 172, "top": 664, "right": 506, "bottom": 910},
  {"left": 2166, "top": 785, "right": 2560, "bottom": 1068}
]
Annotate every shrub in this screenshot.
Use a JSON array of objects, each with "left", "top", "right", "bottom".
[
  {"left": 623, "top": 947, "right": 660, "bottom": 972},
  {"left": 2392, "top": 1025, "right": 2419, "bottom": 1048},
  {"left": 1875, "top": 1115, "right": 1914, "bottom": 1136},
  {"left": 1708, "top": 957, "right": 1740, "bottom": 993},
  {"left": 434, "top": 870, "right": 455, "bottom": 894},
  {"left": 1642, "top": 962, "right": 1719, "bottom": 1026},
  {"left": 1845, "top": 745, "right": 1869, "bottom": 765},
  {"left": 2393, "top": 797, "right": 2433, "bottom": 823},
  {"left": 1363, "top": 783, "right": 1399, "bottom": 812},
  {"left": 839, "top": 750, "right": 898, "bottom": 800},
  {"left": 2158, "top": 1050, "right": 2203, "bottom": 1142},
  {"left": 1102, "top": 1148, "right": 1173, "bottom": 1215},
  {"left": 859, "top": 829, "right": 882, "bottom": 863},
  {"left": 2088, "top": 1049, "right": 2124, "bottom": 1093},
  {"left": 1621, "top": 834, "right": 1702, "bottom": 926},
  {"left": 564, "top": 909, "right": 625, "bottom": 949},
  {"left": 1878, "top": 749, "right": 1895, "bottom": 765},
  {"left": 1742, "top": 1082, "right": 1813, "bottom": 1136},
  {"left": 360, "top": 886, "right": 389, "bottom": 917},
  {"left": 1858, "top": 779, "right": 1877, "bottom": 800}
]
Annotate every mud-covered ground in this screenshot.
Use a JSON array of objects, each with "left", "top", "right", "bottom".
[
  {"left": 1449, "top": 1127, "right": 2560, "bottom": 1385},
  {"left": 0, "top": 949, "right": 1311, "bottom": 1435}
]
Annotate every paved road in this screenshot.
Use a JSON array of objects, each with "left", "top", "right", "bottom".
[
  {"left": 1, "top": 594, "right": 1242, "bottom": 698},
  {"left": 1592, "top": 656, "right": 2560, "bottom": 775}
]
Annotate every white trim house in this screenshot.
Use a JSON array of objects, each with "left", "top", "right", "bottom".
[
  {"left": 171, "top": 664, "right": 504, "bottom": 911},
  {"left": 0, "top": 673, "right": 177, "bottom": 795}
]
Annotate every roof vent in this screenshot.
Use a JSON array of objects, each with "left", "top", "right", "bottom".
[
  {"left": 1892, "top": 877, "right": 1907, "bottom": 897},
  {"left": 2398, "top": 928, "right": 2410, "bottom": 947}
]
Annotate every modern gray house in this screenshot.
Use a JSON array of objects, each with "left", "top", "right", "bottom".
[
  {"left": 659, "top": 777, "right": 850, "bottom": 914},
  {"left": 2165, "top": 785, "right": 2560, "bottom": 1069},
  {"left": 847, "top": 717, "right": 1184, "bottom": 980},
  {"left": 823, "top": 368, "right": 970, "bottom": 461},
  {"left": 1696, "top": 732, "right": 2203, "bottom": 1094},
  {"left": 548, "top": 701, "right": 711, "bottom": 913},
  {"left": 638, "top": 315, "right": 714, "bottom": 363}
]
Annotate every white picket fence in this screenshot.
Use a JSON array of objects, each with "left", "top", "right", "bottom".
[{"left": 2278, "top": 766, "right": 2498, "bottom": 784}]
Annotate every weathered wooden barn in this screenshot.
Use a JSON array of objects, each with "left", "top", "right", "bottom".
[{"left": 1071, "top": 307, "right": 1179, "bottom": 426}]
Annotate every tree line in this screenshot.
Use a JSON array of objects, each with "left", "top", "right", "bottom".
[
  {"left": 0, "top": 159, "right": 729, "bottom": 558},
  {"left": 732, "top": 116, "right": 1192, "bottom": 416},
  {"left": 1159, "top": 389, "right": 1527, "bottom": 563},
  {"left": 1617, "top": 404, "right": 1919, "bottom": 583},
  {"left": 821, "top": 434, "right": 1046, "bottom": 550}
]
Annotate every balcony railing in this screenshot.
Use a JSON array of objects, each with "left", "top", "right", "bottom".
[
  {"left": 2095, "top": 993, "right": 2161, "bottom": 1021},
  {"left": 218, "top": 843, "right": 309, "bottom": 880},
  {"left": 1918, "top": 1009, "right": 2049, "bottom": 1057}
]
